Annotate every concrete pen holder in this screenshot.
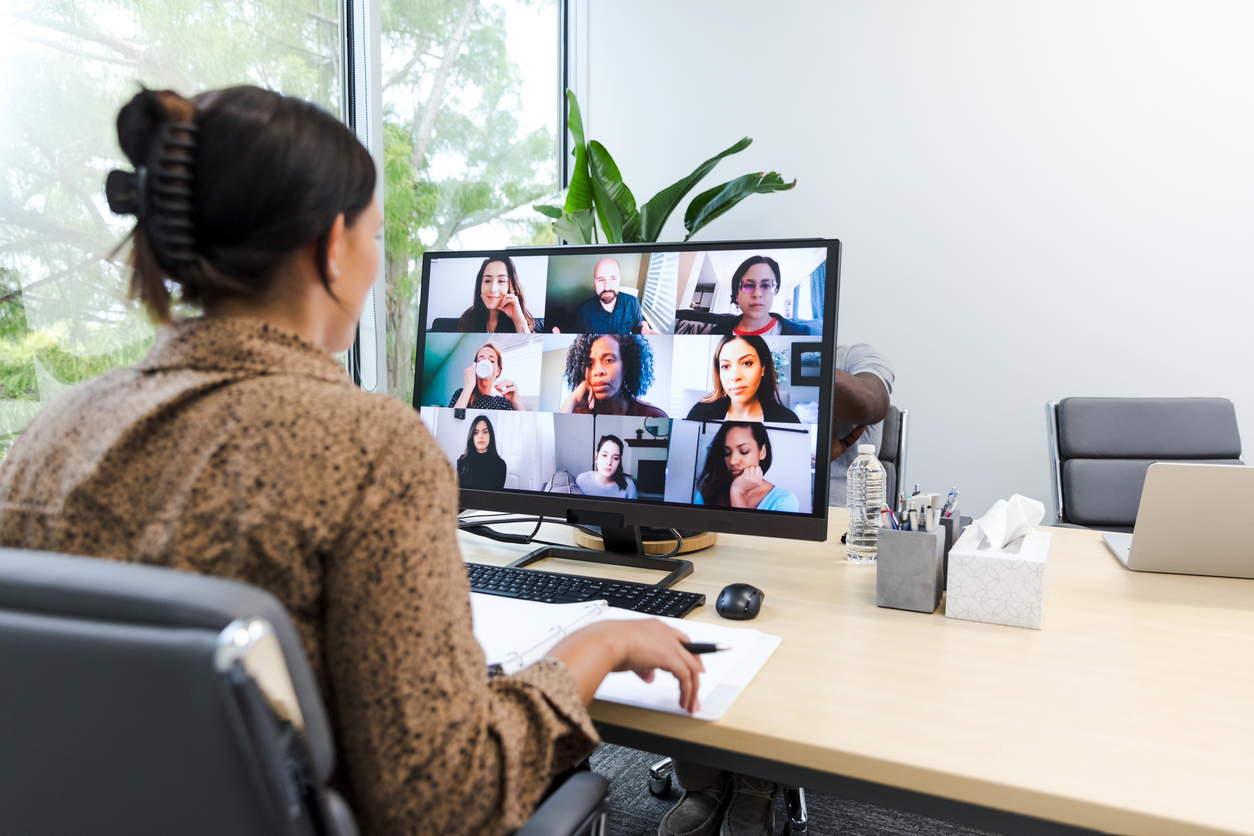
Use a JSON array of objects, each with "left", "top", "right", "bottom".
[{"left": 875, "top": 528, "right": 945, "bottom": 614}]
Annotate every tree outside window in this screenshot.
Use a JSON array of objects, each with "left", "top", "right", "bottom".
[{"left": 0, "top": 0, "right": 559, "bottom": 454}]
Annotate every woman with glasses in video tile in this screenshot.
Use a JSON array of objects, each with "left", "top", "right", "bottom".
[
  {"left": 722, "top": 255, "right": 813, "bottom": 337},
  {"left": 693, "top": 422, "right": 799, "bottom": 512},
  {"left": 559, "top": 334, "right": 667, "bottom": 417},
  {"left": 685, "top": 334, "right": 800, "bottom": 423},
  {"left": 454, "top": 255, "right": 542, "bottom": 334}
]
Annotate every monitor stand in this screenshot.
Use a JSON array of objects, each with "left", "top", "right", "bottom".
[{"left": 506, "top": 512, "right": 716, "bottom": 589}]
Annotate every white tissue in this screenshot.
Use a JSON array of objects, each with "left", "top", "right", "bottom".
[{"left": 972, "top": 494, "right": 1045, "bottom": 550}]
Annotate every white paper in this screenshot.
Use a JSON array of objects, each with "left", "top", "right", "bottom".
[
  {"left": 469, "top": 594, "right": 780, "bottom": 720},
  {"left": 593, "top": 609, "right": 778, "bottom": 720},
  {"left": 470, "top": 594, "right": 606, "bottom": 674},
  {"left": 971, "top": 494, "right": 1045, "bottom": 549}
]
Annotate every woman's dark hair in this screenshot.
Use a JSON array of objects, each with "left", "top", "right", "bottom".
[
  {"left": 457, "top": 415, "right": 502, "bottom": 484},
  {"left": 696, "top": 422, "right": 773, "bottom": 506},
  {"left": 110, "top": 86, "right": 376, "bottom": 322},
  {"left": 457, "top": 256, "right": 535, "bottom": 332},
  {"left": 700, "top": 334, "right": 783, "bottom": 407},
  {"left": 562, "top": 334, "right": 655, "bottom": 399},
  {"left": 594, "top": 434, "right": 628, "bottom": 490},
  {"left": 730, "top": 255, "right": 782, "bottom": 303}
]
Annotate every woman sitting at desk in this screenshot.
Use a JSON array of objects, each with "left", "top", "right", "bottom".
[
  {"left": 0, "top": 85, "right": 706, "bottom": 836},
  {"left": 575, "top": 435, "right": 638, "bottom": 498},
  {"left": 456, "top": 415, "right": 508, "bottom": 490},
  {"left": 455, "top": 254, "right": 542, "bottom": 334},
  {"left": 694, "top": 422, "right": 799, "bottom": 512},
  {"left": 720, "top": 256, "right": 814, "bottom": 336},
  {"left": 685, "top": 334, "right": 800, "bottom": 423}
]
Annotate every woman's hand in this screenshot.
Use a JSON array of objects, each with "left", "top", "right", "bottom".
[
  {"left": 559, "top": 380, "right": 591, "bottom": 413},
  {"left": 453, "top": 364, "right": 477, "bottom": 409},
  {"left": 497, "top": 378, "right": 523, "bottom": 410},
  {"left": 499, "top": 293, "right": 530, "bottom": 333},
  {"left": 730, "top": 465, "right": 764, "bottom": 508},
  {"left": 548, "top": 619, "right": 705, "bottom": 714}
]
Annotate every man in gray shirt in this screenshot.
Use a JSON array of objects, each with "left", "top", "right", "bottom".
[{"left": 828, "top": 343, "right": 895, "bottom": 506}]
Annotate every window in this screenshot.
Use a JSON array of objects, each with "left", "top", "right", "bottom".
[
  {"left": 379, "top": 0, "right": 560, "bottom": 405},
  {"left": 0, "top": 0, "right": 343, "bottom": 454}
]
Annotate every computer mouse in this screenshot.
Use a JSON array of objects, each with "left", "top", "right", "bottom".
[{"left": 716, "top": 583, "right": 764, "bottom": 620}]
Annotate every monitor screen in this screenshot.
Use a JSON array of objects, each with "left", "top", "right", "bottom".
[{"left": 413, "top": 239, "right": 840, "bottom": 543}]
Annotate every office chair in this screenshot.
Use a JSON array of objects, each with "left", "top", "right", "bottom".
[
  {"left": 876, "top": 405, "right": 908, "bottom": 502},
  {"left": 0, "top": 549, "right": 607, "bottom": 836},
  {"left": 1046, "top": 398, "right": 1243, "bottom": 531}
]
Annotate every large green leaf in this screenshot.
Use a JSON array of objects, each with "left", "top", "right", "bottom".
[
  {"left": 554, "top": 208, "right": 598, "bottom": 245},
  {"left": 637, "top": 137, "right": 752, "bottom": 242},
  {"left": 533, "top": 204, "right": 564, "bottom": 219},
  {"left": 563, "top": 91, "right": 594, "bottom": 215},
  {"left": 590, "top": 175, "right": 623, "bottom": 243},
  {"left": 588, "top": 141, "right": 640, "bottom": 242},
  {"left": 683, "top": 172, "right": 797, "bottom": 240}
]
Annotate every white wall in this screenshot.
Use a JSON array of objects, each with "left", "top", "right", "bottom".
[{"left": 582, "top": 0, "right": 1254, "bottom": 514}]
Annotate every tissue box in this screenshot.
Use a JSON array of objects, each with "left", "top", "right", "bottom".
[{"left": 945, "top": 526, "right": 1051, "bottom": 629}]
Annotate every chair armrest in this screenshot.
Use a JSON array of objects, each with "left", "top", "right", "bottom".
[{"left": 514, "top": 771, "right": 608, "bottom": 836}]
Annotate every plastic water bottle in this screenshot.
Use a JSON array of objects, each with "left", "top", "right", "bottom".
[{"left": 845, "top": 444, "right": 886, "bottom": 564}]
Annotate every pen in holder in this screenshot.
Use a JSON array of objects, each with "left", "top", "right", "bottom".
[{"left": 875, "top": 527, "right": 945, "bottom": 614}]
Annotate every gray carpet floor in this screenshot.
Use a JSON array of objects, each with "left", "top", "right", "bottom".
[{"left": 589, "top": 744, "right": 999, "bottom": 836}]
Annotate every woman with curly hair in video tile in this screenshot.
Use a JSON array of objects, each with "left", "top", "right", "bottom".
[{"left": 558, "top": 334, "right": 667, "bottom": 417}]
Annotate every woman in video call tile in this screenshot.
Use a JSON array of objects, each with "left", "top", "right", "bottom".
[
  {"left": 575, "top": 435, "right": 638, "bottom": 498},
  {"left": 456, "top": 415, "right": 508, "bottom": 490},
  {"left": 722, "top": 255, "right": 813, "bottom": 336},
  {"left": 559, "top": 334, "right": 667, "bottom": 417},
  {"left": 455, "top": 255, "right": 542, "bottom": 334},
  {"left": 694, "top": 422, "right": 799, "bottom": 512},
  {"left": 685, "top": 334, "right": 800, "bottom": 423},
  {"left": 449, "top": 343, "right": 521, "bottom": 411}
]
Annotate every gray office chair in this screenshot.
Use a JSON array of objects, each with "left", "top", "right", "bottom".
[
  {"left": 0, "top": 549, "right": 607, "bottom": 836},
  {"left": 1046, "top": 397, "right": 1243, "bottom": 531},
  {"left": 876, "top": 405, "right": 908, "bottom": 502}
]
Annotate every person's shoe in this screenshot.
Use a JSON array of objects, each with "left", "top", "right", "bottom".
[
  {"left": 658, "top": 771, "right": 732, "bottom": 836},
  {"left": 719, "top": 775, "right": 778, "bottom": 836}
]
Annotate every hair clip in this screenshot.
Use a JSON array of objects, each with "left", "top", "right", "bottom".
[{"left": 105, "top": 167, "right": 147, "bottom": 218}]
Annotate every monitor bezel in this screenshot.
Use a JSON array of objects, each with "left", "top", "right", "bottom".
[{"left": 413, "top": 237, "right": 841, "bottom": 543}]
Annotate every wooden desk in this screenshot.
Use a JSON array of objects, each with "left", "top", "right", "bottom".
[{"left": 458, "top": 513, "right": 1254, "bottom": 836}]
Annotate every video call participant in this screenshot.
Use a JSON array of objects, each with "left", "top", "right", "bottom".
[
  {"left": 567, "top": 257, "right": 658, "bottom": 335},
  {"left": 559, "top": 334, "right": 667, "bottom": 417},
  {"left": 0, "top": 86, "right": 707, "bottom": 836},
  {"left": 685, "top": 334, "right": 800, "bottom": 423},
  {"left": 828, "top": 343, "right": 894, "bottom": 505},
  {"left": 720, "top": 255, "right": 814, "bottom": 336},
  {"left": 455, "top": 255, "right": 542, "bottom": 334},
  {"left": 575, "top": 434, "right": 638, "bottom": 498},
  {"left": 693, "top": 422, "right": 798, "bottom": 512},
  {"left": 449, "top": 343, "right": 521, "bottom": 414},
  {"left": 456, "top": 415, "right": 508, "bottom": 491}
]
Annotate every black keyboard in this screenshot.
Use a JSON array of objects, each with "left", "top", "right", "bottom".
[{"left": 465, "top": 563, "right": 705, "bottom": 618}]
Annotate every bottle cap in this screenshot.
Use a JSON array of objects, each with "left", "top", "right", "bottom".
[{"left": 857, "top": 444, "right": 875, "bottom": 454}]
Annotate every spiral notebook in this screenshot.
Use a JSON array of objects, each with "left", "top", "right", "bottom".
[{"left": 470, "top": 593, "right": 781, "bottom": 721}]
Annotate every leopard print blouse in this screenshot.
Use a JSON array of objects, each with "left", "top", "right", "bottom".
[{"left": 0, "top": 316, "right": 599, "bottom": 836}]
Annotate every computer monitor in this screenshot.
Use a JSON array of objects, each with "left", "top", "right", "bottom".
[{"left": 413, "top": 238, "right": 840, "bottom": 562}]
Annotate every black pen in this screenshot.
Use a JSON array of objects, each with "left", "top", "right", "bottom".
[{"left": 683, "top": 642, "right": 732, "bottom": 654}]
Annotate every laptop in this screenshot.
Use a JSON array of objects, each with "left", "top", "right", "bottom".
[{"left": 1102, "top": 462, "right": 1254, "bottom": 579}]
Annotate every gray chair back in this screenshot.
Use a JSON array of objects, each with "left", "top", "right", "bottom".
[
  {"left": 1046, "top": 398, "right": 1243, "bottom": 530},
  {"left": 876, "top": 405, "right": 908, "bottom": 503},
  {"left": 0, "top": 549, "right": 356, "bottom": 836}
]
